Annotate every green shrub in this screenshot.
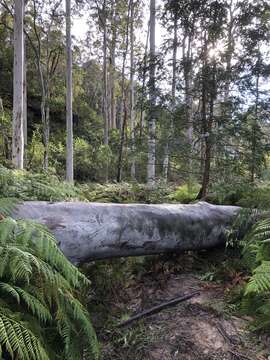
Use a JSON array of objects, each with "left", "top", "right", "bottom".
[
  {"left": 237, "top": 185, "right": 270, "bottom": 209},
  {"left": 210, "top": 179, "right": 254, "bottom": 205},
  {"left": 0, "top": 165, "right": 80, "bottom": 201},
  {"left": 167, "top": 183, "right": 200, "bottom": 203}
]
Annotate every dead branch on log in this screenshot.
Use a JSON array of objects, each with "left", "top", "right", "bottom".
[{"left": 118, "top": 291, "right": 200, "bottom": 328}]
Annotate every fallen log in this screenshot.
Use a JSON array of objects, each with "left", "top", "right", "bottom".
[{"left": 13, "top": 201, "right": 240, "bottom": 264}]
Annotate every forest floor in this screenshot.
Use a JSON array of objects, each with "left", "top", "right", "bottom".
[{"left": 90, "top": 249, "right": 270, "bottom": 360}]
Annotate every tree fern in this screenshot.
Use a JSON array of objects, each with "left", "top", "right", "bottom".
[{"left": 0, "top": 210, "right": 99, "bottom": 359}]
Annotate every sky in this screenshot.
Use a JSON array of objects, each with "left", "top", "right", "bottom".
[{"left": 72, "top": 0, "right": 164, "bottom": 46}]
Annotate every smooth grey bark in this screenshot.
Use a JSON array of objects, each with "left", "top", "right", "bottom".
[
  {"left": 14, "top": 201, "right": 240, "bottom": 264},
  {"left": 12, "top": 0, "right": 24, "bottom": 169},
  {"left": 23, "top": 35, "right": 27, "bottom": 148},
  {"left": 102, "top": 0, "right": 109, "bottom": 182},
  {"left": 147, "top": 0, "right": 156, "bottom": 187},
  {"left": 139, "top": 20, "right": 150, "bottom": 138},
  {"left": 130, "top": 0, "right": 136, "bottom": 179},
  {"left": 109, "top": 0, "right": 116, "bottom": 129},
  {"left": 163, "top": 14, "right": 177, "bottom": 181},
  {"left": 103, "top": 0, "right": 109, "bottom": 147},
  {"left": 66, "top": 0, "right": 74, "bottom": 183}
]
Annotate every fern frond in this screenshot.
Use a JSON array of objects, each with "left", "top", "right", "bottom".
[
  {"left": 0, "top": 198, "right": 19, "bottom": 217},
  {"left": 0, "top": 309, "right": 49, "bottom": 360},
  {"left": 245, "top": 261, "right": 270, "bottom": 294},
  {"left": 0, "top": 212, "right": 98, "bottom": 358}
]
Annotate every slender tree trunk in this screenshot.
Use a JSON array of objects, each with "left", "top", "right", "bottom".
[
  {"left": 130, "top": 0, "right": 136, "bottom": 179},
  {"left": 184, "top": 35, "right": 193, "bottom": 185},
  {"left": 43, "top": 91, "right": 50, "bottom": 170},
  {"left": 163, "top": 15, "right": 177, "bottom": 181},
  {"left": 224, "top": 0, "right": 234, "bottom": 101},
  {"left": 147, "top": 0, "right": 156, "bottom": 187},
  {"left": 140, "top": 20, "right": 150, "bottom": 139},
  {"left": 117, "top": 102, "right": 127, "bottom": 182},
  {"left": 198, "top": 59, "right": 216, "bottom": 199},
  {"left": 251, "top": 74, "right": 259, "bottom": 183},
  {"left": 66, "top": 0, "right": 74, "bottom": 183},
  {"left": 12, "top": 0, "right": 24, "bottom": 169},
  {"left": 103, "top": 0, "right": 109, "bottom": 181},
  {"left": 117, "top": 0, "right": 131, "bottom": 182},
  {"left": 23, "top": 35, "right": 27, "bottom": 148},
  {"left": 109, "top": 0, "right": 116, "bottom": 129}
]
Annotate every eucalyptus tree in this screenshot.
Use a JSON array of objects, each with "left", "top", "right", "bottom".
[
  {"left": 117, "top": 0, "right": 131, "bottom": 182},
  {"left": 147, "top": 0, "right": 156, "bottom": 186},
  {"left": 130, "top": 0, "right": 136, "bottom": 179},
  {"left": 12, "top": 0, "right": 24, "bottom": 169},
  {"left": 161, "top": 0, "right": 179, "bottom": 182},
  {"left": 66, "top": 0, "right": 73, "bottom": 183}
]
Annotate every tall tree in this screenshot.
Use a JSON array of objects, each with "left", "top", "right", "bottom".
[
  {"left": 147, "top": 0, "right": 156, "bottom": 186},
  {"left": 130, "top": 0, "right": 136, "bottom": 179},
  {"left": 66, "top": 0, "right": 73, "bottom": 183},
  {"left": 102, "top": 0, "right": 109, "bottom": 181},
  {"left": 163, "top": 9, "right": 178, "bottom": 181},
  {"left": 117, "top": 0, "right": 131, "bottom": 182},
  {"left": 12, "top": 0, "right": 24, "bottom": 169}
]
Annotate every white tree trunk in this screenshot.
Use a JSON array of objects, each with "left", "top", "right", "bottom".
[
  {"left": 23, "top": 35, "right": 27, "bottom": 148},
  {"left": 103, "top": 0, "right": 109, "bottom": 147},
  {"left": 147, "top": 0, "right": 156, "bottom": 187},
  {"left": 163, "top": 15, "right": 177, "bottom": 182},
  {"left": 14, "top": 201, "right": 240, "bottom": 264},
  {"left": 66, "top": 0, "right": 74, "bottom": 183},
  {"left": 130, "top": 0, "right": 136, "bottom": 179},
  {"left": 12, "top": 0, "right": 24, "bottom": 169}
]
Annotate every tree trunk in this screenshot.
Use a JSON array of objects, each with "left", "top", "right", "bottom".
[
  {"left": 12, "top": 0, "right": 24, "bottom": 169},
  {"left": 147, "top": 0, "right": 156, "bottom": 187},
  {"left": 14, "top": 201, "right": 240, "bottom": 264},
  {"left": 43, "top": 93, "right": 50, "bottom": 170},
  {"left": 109, "top": 0, "right": 116, "bottom": 129},
  {"left": 23, "top": 36, "right": 27, "bottom": 148},
  {"left": 139, "top": 21, "right": 150, "bottom": 139},
  {"left": 117, "top": 102, "right": 127, "bottom": 182},
  {"left": 117, "top": 0, "right": 131, "bottom": 182},
  {"left": 184, "top": 35, "right": 193, "bottom": 185},
  {"left": 102, "top": 0, "right": 109, "bottom": 181},
  {"left": 130, "top": 0, "right": 136, "bottom": 179},
  {"left": 163, "top": 14, "right": 177, "bottom": 182},
  {"left": 251, "top": 73, "right": 259, "bottom": 183},
  {"left": 198, "top": 59, "right": 216, "bottom": 199},
  {"left": 66, "top": 0, "right": 74, "bottom": 183}
]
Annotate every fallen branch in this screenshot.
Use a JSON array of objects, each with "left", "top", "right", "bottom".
[{"left": 118, "top": 291, "right": 200, "bottom": 328}]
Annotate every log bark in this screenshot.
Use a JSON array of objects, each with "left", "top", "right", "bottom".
[{"left": 13, "top": 201, "right": 240, "bottom": 264}]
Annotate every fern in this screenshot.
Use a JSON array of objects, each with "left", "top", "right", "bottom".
[
  {"left": 0, "top": 308, "right": 49, "bottom": 360},
  {"left": 0, "top": 165, "right": 79, "bottom": 202},
  {"left": 0, "top": 212, "right": 99, "bottom": 359},
  {"left": 241, "top": 218, "right": 270, "bottom": 330},
  {"left": 245, "top": 261, "right": 270, "bottom": 294}
]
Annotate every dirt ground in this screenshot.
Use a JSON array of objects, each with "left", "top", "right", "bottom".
[{"left": 93, "top": 251, "right": 270, "bottom": 360}]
